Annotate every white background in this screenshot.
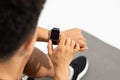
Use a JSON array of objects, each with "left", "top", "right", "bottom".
[{"left": 36, "top": 0, "right": 120, "bottom": 53}]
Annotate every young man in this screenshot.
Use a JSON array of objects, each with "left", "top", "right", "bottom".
[{"left": 0, "top": 0, "right": 88, "bottom": 80}]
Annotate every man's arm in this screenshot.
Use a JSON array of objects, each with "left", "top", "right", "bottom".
[
  {"left": 24, "top": 27, "right": 87, "bottom": 78},
  {"left": 24, "top": 47, "right": 69, "bottom": 79},
  {"left": 36, "top": 27, "right": 88, "bottom": 51},
  {"left": 24, "top": 34, "right": 79, "bottom": 79},
  {"left": 47, "top": 34, "right": 80, "bottom": 80},
  {"left": 36, "top": 27, "right": 50, "bottom": 42}
]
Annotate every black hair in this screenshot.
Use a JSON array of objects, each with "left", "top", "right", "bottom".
[{"left": 0, "top": 0, "right": 46, "bottom": 59}]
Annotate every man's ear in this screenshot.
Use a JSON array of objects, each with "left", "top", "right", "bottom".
[{"left": 23, "top": 33, "right": 37, "bottom": 52}]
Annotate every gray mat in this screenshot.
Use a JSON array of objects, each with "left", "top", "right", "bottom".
[{"left": 36, "top": 31, "right": 120, "bottom": 80}]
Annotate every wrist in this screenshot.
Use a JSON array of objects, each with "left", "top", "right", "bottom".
[
  {"left": 54, "top": 66, "right": 69, "bottom": 80},
  {"left": 37, "top": 27, "right": 50, "bottom": 42}
]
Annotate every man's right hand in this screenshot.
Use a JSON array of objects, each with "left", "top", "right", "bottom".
[{"left": 47, "top": 33, "right": 80, "bottom": 80}]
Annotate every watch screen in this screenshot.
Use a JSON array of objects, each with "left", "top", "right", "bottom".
[{"left": 50, "top": 30, "right": 60, "bottom": 40}]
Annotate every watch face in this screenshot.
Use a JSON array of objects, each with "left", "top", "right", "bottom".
[{"left": 50, "top": 29, "right": 60, "bottom": 40}]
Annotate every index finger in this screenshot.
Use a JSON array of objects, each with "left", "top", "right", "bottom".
[{"left": 58, "top": 33, "right": 66, "bottom": 46}]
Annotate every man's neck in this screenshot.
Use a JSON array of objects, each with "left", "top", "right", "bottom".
[{"left": 0, "top": 54, "right": 28, "bottom": 80}]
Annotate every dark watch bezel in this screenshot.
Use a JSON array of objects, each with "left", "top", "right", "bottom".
[{"left": 50, "top": 28, "right": 60, "bottom": 45}]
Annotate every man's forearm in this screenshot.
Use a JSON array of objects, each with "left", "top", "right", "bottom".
[
  {"left": 37, "top": 27, "right": 50, "bottom": 42},
  {"left": 36, "top": 27, "right": 88, "bottom": 51},
  {"left": 54, "top": 66, "right": 69, "bottom": 80}
]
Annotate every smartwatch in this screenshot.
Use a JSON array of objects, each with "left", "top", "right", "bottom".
[{"left": 50, "top": 28, "right": 60, "bottom": 45}]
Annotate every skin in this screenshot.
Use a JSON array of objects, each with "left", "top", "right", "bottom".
[
  {"left": 36, "top": 27, "right": 88, "bottom": 51},
  {"left": 48, "top": 34, "right": 80, "bottom": 80},
  {"left": 0, "top": 27, "right": 88, "bottom": 80},
  {"left": 0, "top": 31, "right": 37, "bottom": 80},
  {"left": 24, "top": 27, "right": 88, "bottom": 78}
]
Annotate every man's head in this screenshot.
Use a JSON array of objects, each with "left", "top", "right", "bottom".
[{"left": 0, "top": 0, "right": 46, "bottom": 60}]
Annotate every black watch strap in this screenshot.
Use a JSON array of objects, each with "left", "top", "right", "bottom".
[{"left": 52, "top": 40, "right": 58, "bottom": 45}]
